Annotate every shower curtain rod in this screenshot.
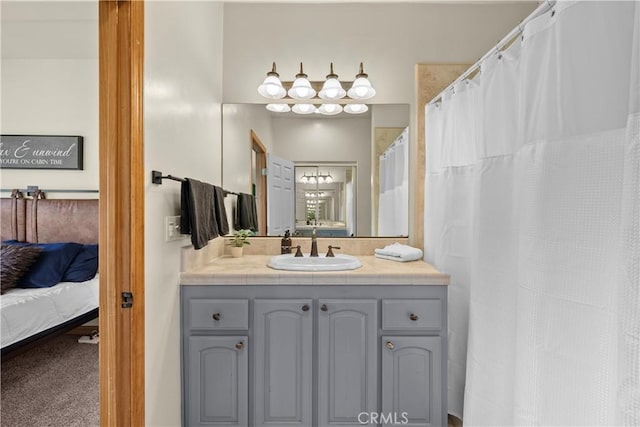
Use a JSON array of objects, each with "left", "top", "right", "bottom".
[{"left": 428, "top": 0, "right": 555, "bottom": 105}]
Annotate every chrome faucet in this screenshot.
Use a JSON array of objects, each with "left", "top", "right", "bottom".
[{"left": 310, "top": 227, "right": 319, "bottom": 257}]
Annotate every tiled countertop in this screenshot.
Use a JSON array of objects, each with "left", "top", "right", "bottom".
[{"left": 180, "top": 255, "right": 450, "bottom": 286}]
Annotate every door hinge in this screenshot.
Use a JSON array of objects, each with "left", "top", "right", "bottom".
[
  {"left": 262, "top": 168, "right": 268, "bottom": 176},
  {"left": 121, "top": 291, "right": 133, "bottom": 308}
]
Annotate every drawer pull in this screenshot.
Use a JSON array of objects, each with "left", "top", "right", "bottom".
[
  {"left": 302, "top": 304, "right": 310, "bottom": 312},
  {"left": 235, "top": 341, "right": 245, "bottom": 350},
  {"left": 212, "top": 313, "right": 221, "bottom": 321},
  {"left": 320, "top": 304, "right": 328, "bottom": 312},
  {"left": 409, "top": 313, "right": 419, "bottom": 321},
  {"left": 385, "top": 341, "right": 394, "bottom": 350}
]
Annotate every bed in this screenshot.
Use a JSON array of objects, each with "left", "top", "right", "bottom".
[{"left": 1, "top": 192, "right": 99, "bottom": 359}]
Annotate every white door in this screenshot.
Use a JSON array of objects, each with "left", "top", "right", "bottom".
[{"left": 267, "top": 153, "right": 295, "bottom": 236}]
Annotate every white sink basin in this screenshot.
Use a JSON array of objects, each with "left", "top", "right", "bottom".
[{"left": 268, "top": 254, "right": 362, "bottom": 271}]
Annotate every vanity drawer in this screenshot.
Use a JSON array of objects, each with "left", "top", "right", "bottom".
[
  {"left": 189, "top": 299, "right": 249, "bottom": 330},
  {"left": 382, "top": 299, "right": 443, "bottom": 331}
]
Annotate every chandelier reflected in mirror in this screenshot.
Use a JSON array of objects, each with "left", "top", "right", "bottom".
[
  {"left": 258, "top": 62, "right": 375, "bottom": 115},
  {"left": 299, "top": 172, "right": 333, "bottom": 184}
]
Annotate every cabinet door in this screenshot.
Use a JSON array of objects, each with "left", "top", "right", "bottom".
[
  {"left": 254, "top": 299, "right": 313, "bottom": 427},
  {"left": 318, "top": 299, "right": 378, "bottom": 427},
  {"left": 381, "top": 336, "right": 442, "bottom": 427},
  {"left": 187, "top": 336, "right": 248, "bottom": 426}
]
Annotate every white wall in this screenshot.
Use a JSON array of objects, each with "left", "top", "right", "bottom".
[
  {"left": 222, "top": 2, "right": 537, "bottom": 104},
  {"left": 271, "top": 117, "right": 372, "bottom": 235},
  {"left": 222, "top": 103, "right": 273, "bottom": 193},
  {"left": 144, "top": 2, "right": 224, "bottom": 426},
  {"left": 0, "top": 1, "right": 98, "bottom": 197}
]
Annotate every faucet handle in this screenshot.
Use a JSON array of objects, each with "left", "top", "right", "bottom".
[
  {"left": 294, "top": 245, "right": 304, "bottom": 257},
  {"left": 326, "top": 245, "right": 341, "bottom": 257}
]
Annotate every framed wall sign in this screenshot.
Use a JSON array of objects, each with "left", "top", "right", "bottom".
[{"left": 0, "top": 135, "right": 84, "bottom": 170}]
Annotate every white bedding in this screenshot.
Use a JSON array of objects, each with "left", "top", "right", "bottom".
[{"left": 1, "top": 275, "right": 99, "bottom": 349}]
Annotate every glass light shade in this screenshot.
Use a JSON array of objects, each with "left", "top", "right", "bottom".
[
  {"left": 325, "top": 174, "right": 333, "bottom": 183},
  {"left": 347, "top": 77, "right": 376, "bottom": 99},
  {"left": 317, "top": 103, "right": 343, "bottom": 115},
  {"left": 258, "top": 75, "right": 286, "bottom": 99},
  {"left": 288, "top": 77, "right": 316, "bottom": 99},
  {"left": 266, "top": 103, "right": 291, "bottom": 113},
  {"left": 292, "top": 103, "right": 316, "bottom": 115},
  {"left": 319, "top": 78, "right": 346, "bottom": 100},
  {"left": 343, "top": 104, "right": 369, "bottom": 114}
]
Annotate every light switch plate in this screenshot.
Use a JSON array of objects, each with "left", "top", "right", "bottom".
[{"left": 165, "top": 216, "right": 182, "bottom": 241}]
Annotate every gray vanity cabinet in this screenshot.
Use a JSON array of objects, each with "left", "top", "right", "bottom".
[
  {"left": 253, "top": 300, "right": 313, "bottom": 427},
  {"left": 186, "top": 336, "right": 248, "bottom": 426},
  {"left": 181, "top": 285, "right": 448, "bottom": 427},
  {"left": 317, "top": 300, "right": 378, "bottom": 427},
  {"left": 381, "top": 336, "right": 442, "bottom": 427}
]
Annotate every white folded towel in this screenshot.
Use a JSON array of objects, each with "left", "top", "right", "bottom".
[{"left": 374, "top": 243, "right": 423, "bottom": 262}]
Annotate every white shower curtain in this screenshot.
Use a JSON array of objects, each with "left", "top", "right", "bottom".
[
  {"left": 424, "top": 1, "right": 639, "bottom": 425},
  {"left": 379, "top": 127, "right": 409, "bottom": 236}
]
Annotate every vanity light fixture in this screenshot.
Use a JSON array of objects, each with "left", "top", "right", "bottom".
[
  {"left": 299, "top": 174, "right": 332, "bottom": 184},
  {"left": 318, "top": 63, "right": 346, "bottom": 100},
  {"left": 305, "top": 191, "right": 326, "bottom": 197},
  {"left": 347, "top": 63, "right": 376, "bottom": 100},
  {"left": 292, "top": 103, "right": 316, "bottom": 115},
  {"left": 257, "top": 62, "right": 286, "bottom": 99},
  {"left": 260, "top": 62, "right": 375, "bottom": 114},
  {"left": 317, "top": 172, "right": 333, "bottom": 184},
  {"left": 288, "top": 63, "right": 316, "bottom": 99}
]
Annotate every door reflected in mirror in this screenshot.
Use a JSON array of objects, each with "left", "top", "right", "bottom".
[{"left": 295, "top": 164, "right": 356, "bottom": 237}]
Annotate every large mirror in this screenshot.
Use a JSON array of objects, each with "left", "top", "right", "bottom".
[{"left": 222, "top": 103, "right": 409, "bottom": 237}]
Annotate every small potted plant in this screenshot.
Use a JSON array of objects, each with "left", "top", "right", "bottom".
[{"left": 228, "top": 229, "right": 252, "bottom": 257}]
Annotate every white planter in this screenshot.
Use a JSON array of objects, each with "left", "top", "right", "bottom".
[{"left": 230, "top": 246, "right": 244, "bottom": 258}]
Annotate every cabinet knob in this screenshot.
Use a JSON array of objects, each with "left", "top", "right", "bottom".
[
  {"left": 320, "top": 304, "right": 328, "bottom": 312},
  {"left": 301, "top": 304, "right": 310, "bottom": 312},
  {"left": 409, "top": 313, "right": 419, "bottom": 321},
  {"left": 212, "top": 313, "right": 221, "bottom": 321},
  {"left": 235, "top": 341, "right": 245, "bottom": 350},
  {"left": 385, "top": 341, "right": 394, "bottom": 350}
]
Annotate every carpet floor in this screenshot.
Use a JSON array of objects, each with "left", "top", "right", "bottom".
[{"left": 1, "top": 334, "right": 99, "bottom": 427}]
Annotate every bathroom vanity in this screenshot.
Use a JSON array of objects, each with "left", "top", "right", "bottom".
[{"left": 180, "top": 255, "right": 449, "bottom": 427}]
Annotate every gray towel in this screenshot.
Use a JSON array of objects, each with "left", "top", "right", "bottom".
[
  {"left": 234, "top": 193, "right": 258, "bottom": 232},
  {"left": 180, "top": 178, "right": 219, "bottom": 249},
  {"left": 213, "top": 186, "right": 229, "bottom": 236}
]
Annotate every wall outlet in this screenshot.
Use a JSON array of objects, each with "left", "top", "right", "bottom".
[{"left": 165, "top": 216, "right": 182, "bottom": 241}]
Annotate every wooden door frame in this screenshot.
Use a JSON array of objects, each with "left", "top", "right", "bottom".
[
  {"left": 251, "top": 130, "right": 268, "bottom": 236},
  {"left": 99, "top": 1, "right": 145, "bottom": 425}
]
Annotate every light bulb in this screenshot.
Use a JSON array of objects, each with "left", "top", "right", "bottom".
[
  {"left": 292, "top": 103, "right": 316, "bottom": 114},
  {"left": 289, "top": 78, "right": 316, "bottom": 99},
  {"left": 266, "top": 103, "right": 291, "bottom": 113},
  {"left": 257, "top": 67, "right": 286, "bottom": 99},
  {"left": 347, "top": 63, "right": 376, "bottom": 100},
  {"left": 344, "top": 104, "right": 368, "bottom": 114}
]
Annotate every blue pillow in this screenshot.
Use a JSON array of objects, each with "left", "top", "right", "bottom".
[
  {"left": 63, "top": 244, "right": 98, "bottom": 282},
  {"left": 8, "top": 242, "right": 84, "bottom": 288}
]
